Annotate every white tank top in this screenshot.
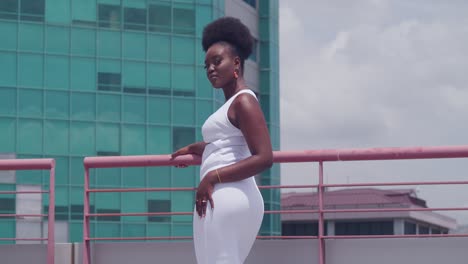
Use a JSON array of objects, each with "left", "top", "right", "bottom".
[{"left": 200, "top": 89, "right": 258, "bottom": 179}]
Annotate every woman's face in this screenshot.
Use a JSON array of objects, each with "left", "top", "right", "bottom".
[{"left": 204, "top": 42, "right": 239, "bottom": 88}]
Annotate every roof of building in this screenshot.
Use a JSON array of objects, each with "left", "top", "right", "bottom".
[{"left": 281, "top": 188, "right": 427, "bottom": 208}]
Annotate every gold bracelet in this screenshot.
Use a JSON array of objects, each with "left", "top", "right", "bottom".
[{"left": 216, "top": 169, "right": 221, "bottom": 183}]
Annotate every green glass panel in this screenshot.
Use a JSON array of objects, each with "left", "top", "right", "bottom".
[
  {"left": 72, "top": 0, "right": 97, "bottom": 25},
  {"left": 147, "top": 126, "right": 170, "bottom": 154},
  {"left": 123, "top": 61, "right": 145, "bottom": 87},
  {"left": 173, "top": 65, "right": 194, "bottom": 91},
  {"left": 96, "top": 167, "right": 121, "bottom": 186},
  {"left": 172, "top": 36, "right": 194, "bottom": 64},
  {"left": 173, "top": 223, "right": 192, "bottom": 236},
  {"left": 0, "top": 87, "right": 16, "bottom": 115},
  {"left": 147, "top": 96, "right": 170, "bottom": 124},
  {"left": 55, "top": 186, "right": 69, "bottom": 206},
  {"left": 16, "top": 154, "right": 43, "bottom": 184},
  {"left": 69, "top": 222, "right": 83, "bottom": 242},
  {"left": 196, "top": 99, "right": 212, "bottom": 126},
  {"left": 98, "top": 30, "right": 121, "bottom": 58},
  {"left": 173, "top": 98, "right": 195, "bottom": 125},
  {"left": 45, "top": 26, "right": 69, "bottom": 54},
  {"left": 44, "top": 120, "right": 69, "bottom": 155},
  {"left": 70, "top": 157, "right": 85, "bottom": 186},
  {"left": 173, "top": 166, "right": 195, "bottom": 187},
  {"left": 0, "top": 22, "right": 17, "bottom": 50},
  {"left": 147, "top": 63, "right": 170, "bottom": 89},
  {"left": 147, "top": 223, "right": 170, "bottom": 237},
  {"left": 172, "top": 191, "right": 193, "bottom": 222},
  {"left": 45, "top": 90, "right": 69, "bottom": 119},
  {"left": 123, "top": 95, "right": 145, "bottom": 123},
  {"left": 70, "top": 187, "right": 83, "bottom": 204},
  {"left": 0, "top": 118, "right": 15, "bottom": 152},
  {"left": 18, "top": 54, "right": 43, "bottom": 88},
  {"left": 71, "top": 27, "right": 96, "bottom": 56},
  {"left": 147, "top": 167, "right": 170, "bottom": 188},
  {"left": 122, "top": 167, "right": 145, "bottom": 187},
  {"left": 96, "top": 123, "right": 120, "bottom": 154},
  {"left": 19, "top": 23, "right": 43, "bottom": 52},
  {"left": 172, "top": 126, "right": 194, "bottom": 152},
  {"left": 18, "top": 89, "right": 43, "bottom": 117},
  {"left": 71, "top": 58, "right": 96, "bottom": 91},
  {"left": 70, "top": 122, "right": 95, "bottom": 156},
  {"left": 122, "top": 224, "right": 145, "bottom": 238},
  {"left": 51, "top": 156, "right": 69, "bottom": 185},
  {"left": 45, "top": 56, "right": 69, "bottom": 89},
  {"left": 97, "top": 93, "right": 121, "bottom": 121},
  {"left": 195, "top": 5, "right": 212, "bottom": 37},
  {"left": 148, "top": 2, "right": 171, "bottom": 33},
  {"left": 71, "top": 92, "right": 96, "bottom": 120},
  {"left": 122, "top": 192, "right": 145, "bottom": 222},
  {"left": 99, "top": 59, "right": 121, "bottom": 73},
  {"left": 0, "top": 52, "right": 16, "bottom": 86},
  {"left": 0, "top": 220, "right": 15, "bottom": 244},
  {"left": 123, "top": 32, "right": 145, "bottom": 60},
  {"left": 173, "top": 3, "right": 195, "bottom": 35},
  {"left": 46, "top": 0, "right": 70, "bottom": 24},
  {"left": 95, "top": 222, "right": 120, "bottom": 238},
  {"left": 95, "top": 192, "right": 120, "bottom": 209},
  {"left": 148, "top": 34, "right": 170, "bottom": 62},
  {"left": 17, "top": 119, "right": 43, "bottom": 154},
  {"left": 121, "top": 124, "right": 145, "bottom": 155}
]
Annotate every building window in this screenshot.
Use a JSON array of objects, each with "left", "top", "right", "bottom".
[
  {"left": 98, "top": 4, "right": 121, "bottom": 29},
  {"left": 243, "top": 0, "right": 257, "bottom": 9},
  {"left": 20, "top": 0, "right": 45, "bottom": 22},
  {"left": 96, "top": 208, "right": 120, "bottom": 221},
  {"left": 249, "top": 39, "right": 259, "bottom": 62},
  {"left": 71, "top": 204, "right": 95, "bottom": 220},
  {"left": 282, "top": 222, "right": 321, "bottom": 236},
  {"left": 173, "top": 5, "right": 195, "bottom": 35},
  {"left": 172, "top": 127, "right": 195, "bottom": 151},
  {"left": 0, "top": 198, "right": 15, "bottom": 218},
  {"left": 419, "top": 225, "right": 429, "bottom": 234},
  {"left": 148, "top": 3, "right": 171, "bottom": 33},
  {"left": 124, "top": 7, "right": 146, "bottom": 31},
  {"left": 335, "top": 221, "right": 393, "bottom": 236},
  {"left": 0, "top": 0, "right": 17, "bottom": 20},
  {"left": 98, "top": 72, "right": 121, "bottom": 92},
  {"left": 431, "top": 228, "right": 441, "bottom": 234},
  {"left": 43, "top": 205, "right": 68, "bottom": 220},
  {"left": 148, "top": 200, "right": 171, "bottom": 222},
  {"left": 404, "top": 221, "right": 417, "bottom": 235}
]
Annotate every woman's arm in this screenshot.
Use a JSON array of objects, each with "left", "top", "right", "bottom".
[{"left": 171, "top": 141, "right": 208, "bottom": 158}]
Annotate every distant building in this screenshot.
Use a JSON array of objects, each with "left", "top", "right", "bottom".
[{"left": 281, "top": 188, "right": 457, "bottom": 236}]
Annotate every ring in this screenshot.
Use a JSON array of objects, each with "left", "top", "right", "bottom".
[{"left": 201, "top": 200, "right": 207, "bottom": 203}]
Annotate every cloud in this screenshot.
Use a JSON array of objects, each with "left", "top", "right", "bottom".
[{"left": 279, "top": 0, "right": 468, "bottom": 223}]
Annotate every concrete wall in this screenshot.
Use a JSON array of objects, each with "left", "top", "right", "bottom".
[{"left": 2, "top": 238, "right": 468, "bottom": 264}]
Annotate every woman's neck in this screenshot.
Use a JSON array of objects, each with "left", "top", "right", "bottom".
[{"left": 222, "top": 78, "right": 248, "bottom": 101}]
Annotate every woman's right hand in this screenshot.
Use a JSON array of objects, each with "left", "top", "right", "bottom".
[{"left": 171, "top": 142, "right": 207, "bottom": 167}]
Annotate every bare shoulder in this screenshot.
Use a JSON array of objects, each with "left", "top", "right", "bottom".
[{"left": 232, "top": 91, "right": 259, "bottom": 110}]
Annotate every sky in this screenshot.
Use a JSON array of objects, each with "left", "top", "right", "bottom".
[{"left": 279, "top": 0, "right": 468, "bottom": 224}]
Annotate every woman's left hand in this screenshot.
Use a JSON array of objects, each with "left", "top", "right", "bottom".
[{"left": 195, "top": 171, "right": 217, "bottom": 218}]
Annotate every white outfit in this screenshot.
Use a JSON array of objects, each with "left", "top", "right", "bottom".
[{"left": 194, "top": 89, "right": 264, "bottom": 264}]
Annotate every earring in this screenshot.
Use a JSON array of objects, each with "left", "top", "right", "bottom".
[{"left": 234, "top": 70, "right": 239, "bottom": 79}]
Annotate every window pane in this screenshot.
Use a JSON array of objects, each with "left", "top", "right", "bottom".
[
  {"left": 98, "top": 4, "right": 121, "bottom": 29},
  {"left": 123, "top": 32, "right": 145, "bottom": 60},
  {"left": 0, "top": 88, "right": 16, "bottom": 116},
  {"left": 148, "top": 199, "right": 171, "bottom": 223},
  {"left": 172, "top": 36, "right": 194, "bottom": 64},
  {"left": 71, "top": 92, "right": 96, "bottom": 120},
  {"left": 98, "top": 30, "right": 121, "bottom": 58},
  {"left": 122, "top": 192, "right": 145, "bottom": 222},
  {"left": 172, "top": 65, "right": 194, "bottom": 92},
  {"left": 0, "top": 52, "right": 16, "bottom": 86},
  {"left": 71, "top": 27, "right": 96, "bottom": 56},
  {"left": 195, "top": 5, "right": 211, "bottom": 37},
  {"left": 96, "top": 123, "right": 120, "bottom": 154},
  {"left": 173, "top": 98, "right": 195, "bottom": 125},
  {"left": 72, "top": 0, "right": 96, "bottom": 26},
  {"left": 196, "top": 100, "right": 212, "bottom": 126},
  {"left": 123, "top": 95, "right": 146, "bottom": 123},
  {"left": 46, "top": 26, "right": 70, "bottom": 54},
  {"left": 45, "top": 0, "right": 70, "bottom": 24},
  {"left": 122, "top": 124, "right": 145, "bottom": 155},
  {"left": 0, "top": 118, "right": 15, "bottom": 152},
  {"left": 45, "top": 56, "right": 69, "bottom": 90},
  {"left": 18, "top": 89, "right": 43, "bottom": 117},
  {"left": 148, "top": 3, "right": 171, "bottom": 33},
  {"left": 147, "top": 125, "right": 170, "bottom": 154},
  {"left": 70, "top": 157, "right": 85, "bottom": 185},
  {"left": 147, "top": 63, "right": 170, "bottom": 93},
  {"left": 45, "top": 90, "right": 69, "bottom": 119},
  {"left": 95, "top": 192, "right": 119, "bottom": 209},
  {"left": 172, "top": 192, "right": 193, "bottom": 222},
  {"left": 44, "top": 120, "right": 69, "bottom": 155},
  {"left": 124, "top": 7, "right": 146, "bottom": 31},
  {"left": 18, "top": 119, "right": 43, "bottom": 154},
  {"left": 70, "top": 122, "right": 95, "bottom": 156},
  {"left": 148, "top": 97, "right": 170, "bottom": 124},
  {"left": 173, "top": 4, "right": 195, "bottom": 35},
  {"left": 148, "top": 34, "right": 170, "bottom": 62},
  {"left": 18, "top": 54, "right": 43, "bottom": 88},
  {"left": 19, "top": 23, "right": 43, "bottom": 52},
  {"left": 20, "top": 0, "right": 45, "bottom": 22},
  {"left": 0, "top": 0, "right": 18, "bottom": 20},
  {"left": 123, "top": 61, "right": 145, "bottom": 90},
  {"left": 71, "top": 58, "right": 96, "bottom": 91},
  {"left": 122, "top": 167, "right": 145, "bottom": 187},
  {"left": 98, "top": 72, "right": 121, "bottom": 92},
  {"left": 0, "top": 22, "right": 17, "bottom": 50},
  {"left": 172, "top": 127, "right": 194, "bottom": 151},
  {"left": 97, "top": 93, "right": 121, "bottom": 121}
]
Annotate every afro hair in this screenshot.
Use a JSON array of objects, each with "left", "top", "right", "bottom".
[{"left": 202, "top": 17, "right": 254, "bottom": 62}]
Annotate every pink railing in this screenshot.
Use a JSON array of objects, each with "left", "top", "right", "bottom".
[
  {"left": 0, "top": 158, "right": 55, "bottom": 264},
  {"left": 82, "top": 145, "right": 468, "bottom": 264}
]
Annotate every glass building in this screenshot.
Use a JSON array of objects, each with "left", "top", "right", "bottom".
[{"left": 0, "top": 0, "right": 279, "bottom": 243}]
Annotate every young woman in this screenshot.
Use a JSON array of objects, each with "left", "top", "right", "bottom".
[{"left": 171, "top": 17, "right": 273, "bottom": 264}]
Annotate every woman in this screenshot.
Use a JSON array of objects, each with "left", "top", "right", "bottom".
[{"left": 171, "top": 17, "right": 273, "bottom": 264}]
